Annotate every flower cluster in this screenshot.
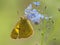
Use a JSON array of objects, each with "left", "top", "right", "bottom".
[{"left": 24, "top": 2, "right": 49, "bottom": 24}]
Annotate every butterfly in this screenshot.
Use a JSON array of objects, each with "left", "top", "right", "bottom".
[{"left": 11, "top": 16, "right": 34, "bottom": 39}]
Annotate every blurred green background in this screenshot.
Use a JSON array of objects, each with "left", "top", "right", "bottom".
[{"left": 0, "top": 0, "right": 60, "bottom": 45}]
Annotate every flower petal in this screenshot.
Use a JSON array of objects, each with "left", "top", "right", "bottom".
[{"left": 33, "top": 2, "right": 40, "bottom": 6}]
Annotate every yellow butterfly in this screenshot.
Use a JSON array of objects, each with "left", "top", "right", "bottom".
[{"left": 11, "top": 16, "right": 34, "bottom": 39}]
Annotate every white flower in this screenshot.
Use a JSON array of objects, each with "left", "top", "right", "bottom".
[{"left": 26, "top": 4, "right": 32, "bottom": 10}]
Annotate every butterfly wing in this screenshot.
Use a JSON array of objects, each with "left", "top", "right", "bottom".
[
  {"left": 10, "top": 29, "right": 19, "bottom": 39},
  {"left": 11, "top": 19, "right": 21, "bottom": 39},
  {"left": 18, "top": 17, "right": 34, "bottom": 38},
  {"left": 11, "top": 16, "right": 34, "bottom": 39}
]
